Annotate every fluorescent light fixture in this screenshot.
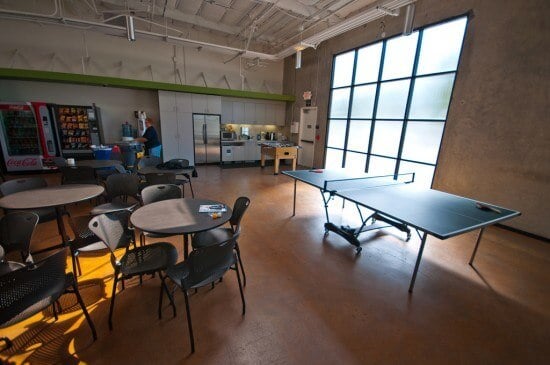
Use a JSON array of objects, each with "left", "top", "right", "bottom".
[
  {"left": 403, "top": 4, "right": 415, "bottom": 36},
  {"left": 126, "top": 15, "right": 136, "bottom": 41},
  {"left": 295, "top": 50, "right": 302, "bottom": 69}
]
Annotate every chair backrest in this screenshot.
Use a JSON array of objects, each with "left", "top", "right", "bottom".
[
  {"left": 88, "top": 210, "right": 134, "bottom": 256},
  {"left": 61, "top": 166, "right": 97, "bottom": 184},
  {"left": 138, "top": 156, "right": 162, "bottom": 169},
  {"left": 229, "top": 197, "right": 251, "bottom": 233},
  {"left": 0, "top": 177, "right": 47, "bottom": 197},
  {"left": 105, "top": 173, "right": 140, "bottom": 201},
  {"left": 141, "top": 184, "right": 181, "bottom": 205},
  {"left": 0, "top": 212, "right": 39, "bottom": 262},
  {"left": 0, "top": 248, "right": 68, "bottom": 327},
  {"left": 145, "top": 172, "right": 176, "bottom": 186},
  {"left": 178, "top": 238, "right": 236, "bottom": 290},
  {"left": 168, "top": 158, "right": 190, "bottom": 167}
]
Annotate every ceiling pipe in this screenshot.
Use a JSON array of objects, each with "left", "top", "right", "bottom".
[{"left": 0, "top": 0, "right": 416, "bottom": 62}]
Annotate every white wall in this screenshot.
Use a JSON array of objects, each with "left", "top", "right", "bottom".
[
  {"left": 0, "top": 79, "right": 159, "bottom": 144},
  {"left": 0, "top": 19, "right": 284, "bottom": 93}
]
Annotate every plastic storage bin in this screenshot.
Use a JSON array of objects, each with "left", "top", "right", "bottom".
[{"left": 92, "top": 147, "right": 112, "bottom": 160}]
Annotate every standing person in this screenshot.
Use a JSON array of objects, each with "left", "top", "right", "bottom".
[{"left": 136, "top": 117, "right": 162, "bottom": 157}]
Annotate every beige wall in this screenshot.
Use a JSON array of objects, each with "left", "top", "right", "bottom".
[
  {"left": 0, "top": 19, "right": 284, "bottom": 93},
  {"left": 283, "top": 0, "right": 549, "bottom": 237}
]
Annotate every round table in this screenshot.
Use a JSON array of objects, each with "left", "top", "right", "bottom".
[
  {"left": 76, "top": 160, "right": 122, "bottom": 168},
  {"left": 130, "top": 198, "right": 231, "bottom": 258},
  {"left": 0, "top": 184, "right": 105, "bottom": 250}
]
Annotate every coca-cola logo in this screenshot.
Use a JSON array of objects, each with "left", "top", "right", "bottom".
[{"left": 7, "top": 158, "right": 38, "bottom": 167}]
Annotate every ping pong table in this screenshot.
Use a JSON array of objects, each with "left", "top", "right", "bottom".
[{"left": 282, "top": 169, "right": 521, "bottom": 292}]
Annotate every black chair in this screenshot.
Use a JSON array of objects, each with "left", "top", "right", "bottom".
[
  {"left": 192, "top": 197, "right": 250, "bottom": 285},
  {"left": 138, "top": 156, "right": 162, "bottom": 169},
  {"left": 60, "top": 166, "right": 97, "bottom": 185},
  {"left": 169, "top": 159, "right": 195, "bottom": 198},
  {"left": 144, "top": 172, "right": 176, "bottom": 186},
  {"left": 0, "top": 212, "right": 39, "bottom": 272},
  {"left": 0, "top": 178, "right": 59, "bottom": 224},
  {"left": 67, "top": 214, "right": 123, "bottom": 277},
  {"left": 91, "top": 173, "right": 141, "bottom": 215},
  {"left": 165, "top": 238, "right": 245, "bottom": 353},
  {"left": 139, "top": 184, "right": 182, "bottom": 246},
  {"left": 0, "top": 248, "right": 97, "bottom": 350},
  {"left": 88, "top": 210, "right": 178, "bottom": 330}
]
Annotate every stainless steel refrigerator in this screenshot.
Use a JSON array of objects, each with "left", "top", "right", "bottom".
[{"left": 193, "top": 114, "right": 221, "bottom": 164}]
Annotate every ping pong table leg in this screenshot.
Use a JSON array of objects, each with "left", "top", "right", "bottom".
[
  {"left": 409, "top": 232, "right": 428, "bottom": 293},
  {"left": 292, "top": 179, "right": 297, "bottom": 216},
  {"left": 468, "top": 228, "right": 485, "bottom": 266}
]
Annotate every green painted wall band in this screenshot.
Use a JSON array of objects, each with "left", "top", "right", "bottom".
[{"left": 0, "top": 68, "right": 295, "bottom": 102}]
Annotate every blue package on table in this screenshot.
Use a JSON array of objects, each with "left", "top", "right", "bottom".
[{"left": 93, "top": 147, "right": 112, "bottom": 160}]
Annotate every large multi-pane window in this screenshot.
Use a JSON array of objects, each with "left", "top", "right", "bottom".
[{"left": 325, "top": 16, "right": 468, "bottom": 187}]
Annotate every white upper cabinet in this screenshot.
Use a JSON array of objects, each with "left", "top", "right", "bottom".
[
  {"left": 192, "top": 94, "right": 221, "bottom": 114},
  {"left": 158, "top": 90, "right": 177, "bottom": 112},
  {"left": 221, "top": 100, "right": 233, "bottom": 123},
  {"left": 264, "top": 103, "right": 276, "bottom": 124},
  {"left": 206, "top": 95, "right": 222, "bottom": 114},
  {"left": 233, "top": 101, "right": 244, "bottom": 122},
  {"left": 244, "top": 102, "right": 256, "bottom": 123},
  {"left": 255, "top": 103, "right": 266, "bottom": 124},
  {"left": 176, "top": 93, "right": 192, "bottom": 113}
]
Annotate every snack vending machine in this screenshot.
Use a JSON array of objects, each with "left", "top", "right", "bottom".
[
  {"left": 51, "top": 104, "right": 103, "bottom": 159},
  {"left": 0, "top": 102, "right": 58, "bottom": 172}
]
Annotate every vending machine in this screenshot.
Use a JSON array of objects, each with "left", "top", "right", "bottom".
[
  {"left": 0, "top": 102, "right": 58, "bottom": 172},
  {"left": 50, "top": 104, "right": 104, "bottom": 159}
]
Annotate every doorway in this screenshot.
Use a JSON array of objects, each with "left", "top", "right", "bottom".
[{"left": 298, "top": 107, "right": 317, "bottom": 168}]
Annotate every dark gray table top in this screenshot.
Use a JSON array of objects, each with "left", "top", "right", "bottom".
[
  {"left": 75, "top": 160, "right": 122, "bottom": 168},
  {"left": 283, "top": 169, "right": 520, "bottom": 239},
  {"left": 0, "top": 184, "right": 104, "bottom": 209},
  {"left": 138, "top": 166, "right": 195, "bottom": 176},
  {"left": 130, "top": 198, "right": 231, "bottom": 235}
]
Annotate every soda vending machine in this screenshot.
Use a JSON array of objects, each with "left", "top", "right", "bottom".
[{"left": 0, "top": 102, "right": 58, "bottom": 172}]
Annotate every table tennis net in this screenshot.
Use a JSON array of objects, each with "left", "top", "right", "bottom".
[{"left": 323, "top": 172, "right": 415, "bottom": 192}]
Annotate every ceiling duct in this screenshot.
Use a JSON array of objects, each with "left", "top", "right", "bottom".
[{"left": 276, "top": 0, "right": 416, "bottom": 58}]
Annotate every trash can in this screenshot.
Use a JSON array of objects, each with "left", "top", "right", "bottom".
[{"left": 119, "top": 141, "right": 143, "bottom": 168}]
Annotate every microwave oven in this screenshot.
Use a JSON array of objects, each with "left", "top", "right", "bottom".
[{"left": 221, "top": 131, "right": 236, "bottom": 140}]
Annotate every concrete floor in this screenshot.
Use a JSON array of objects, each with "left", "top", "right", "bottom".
[{"left": 1, "top": 165, "right": 549, "bottom": 364}]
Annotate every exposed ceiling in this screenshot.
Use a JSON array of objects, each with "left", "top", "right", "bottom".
[{"left": 0, "top": 0, "right": 416, "bottom": 60}]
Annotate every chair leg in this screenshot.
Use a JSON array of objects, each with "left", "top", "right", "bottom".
[
  {"left": 158, "top": 275, "right": 164, "bottom": 320},
  {"left": 235, "top": 263, "right": 246, "bottom": 316},
  {"left": 109, "top": 276, "right": 119, "bottom": 331},
  {"left": 71, "top": 252, "right": 78, "bottom": 277},
  {"left": 72, "top": 282, "right": 98, "bottom": 340},
  {"left": 183, "top": 290, "right": 195, "bottom": 353},
  {"left": 159, "top": 274, "right": 177, "bottom": 318},
  {"left": 52, "top": 303, "right": 58, "bottom": 321},
  {"left": 235, "top": 243, "right": 246, "bottom": 287},
  {"left": 189, "top": 181, "right": 195, "bottom": 198},
  {"left": 76, "top": 254, "right": 82, "bottom": 277}
]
